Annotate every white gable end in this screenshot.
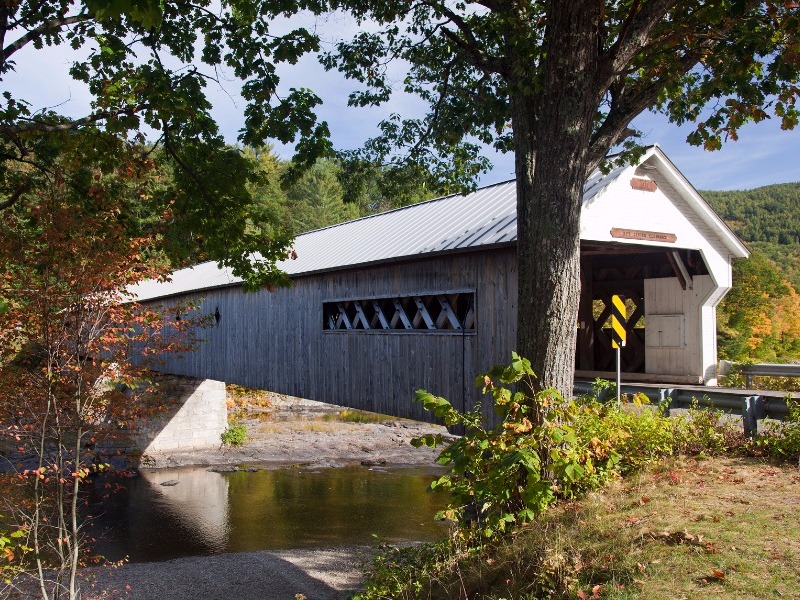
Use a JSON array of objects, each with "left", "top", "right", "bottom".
[{"left": 580, "top": 149, "right": 743, "bottom": 292}]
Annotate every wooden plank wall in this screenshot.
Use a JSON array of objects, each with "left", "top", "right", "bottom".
[
  {"left": 146, "top": 248, "right": 518, "bottom": 422},
  {"left": 644, "top": 274, "right": 714, "bottom": 378}
]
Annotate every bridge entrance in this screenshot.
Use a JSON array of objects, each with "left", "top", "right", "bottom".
[{"left": 576, "top": 242, "right": 709, "bottom": 381}]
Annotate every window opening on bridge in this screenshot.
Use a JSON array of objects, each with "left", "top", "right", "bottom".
[
  {"left": 323, "top": 292, "right": 476, "bottom": 332},
  {"left": 214, "top": 306, "right": 221, "bottom": 326}
]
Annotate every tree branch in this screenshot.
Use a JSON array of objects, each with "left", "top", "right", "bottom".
[
  {"left": 2, "top": 13, "right": 90, "bottom": 66},
  {"left": 600, "top": 0, "right": 677, "bottom": 78},
  {"left": 589, "top": 0, "right": 764, "bottom": 172},
  {"left": 422, "top": 0, "right": 506, "bottom": 74},
  {"left": 0, "top": 108, "right": 137, "bottom": 135},
  {"left": 0, "top": 180, "right": 33, "bottom": 211},
  {"left": 587, "top": 46, "right": 706, "bottom": 172},
  {"left": 408, "top": 61, "right": 455, "bottom": 157}
]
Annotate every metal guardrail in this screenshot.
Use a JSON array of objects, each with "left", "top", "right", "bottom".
[
  {"left": 741, "top": 363, "right": 800, "bottom": 388},
  {"left": 573, "top": 380, "right": 794, "bottom": 438}
]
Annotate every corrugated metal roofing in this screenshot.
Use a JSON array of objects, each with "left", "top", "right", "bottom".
[{"left": 130, "top": 161, "right": 629, "bottom": 301}]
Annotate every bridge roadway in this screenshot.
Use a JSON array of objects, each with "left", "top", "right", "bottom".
[{"left": 573, "top": 379, "right": 793, "bottom": 438}]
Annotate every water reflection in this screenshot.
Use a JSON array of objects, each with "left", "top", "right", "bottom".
[{"left": 87, "top": 465, "right": 447, "bottom": 563}]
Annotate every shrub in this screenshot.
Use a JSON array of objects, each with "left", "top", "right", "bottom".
[
  {"left": 582, "top": 377, "right": 617, "bottom": 402},
  {"left": 412, "top": 355, "right": 798, "bottom": 544},
  {"left": 0, "top": 523, "right": 29, "bottom": 585},
  {"left": 576, "top": 394, "right": 675, "bottom": 473},
  {"left": 353, "top": 540, "right": 462, "bottom": 600},
  {"left": 220, "top": 421, "right": 248, "bottom": 447},
  {"left": 752, "top": 400, "right": 800, "bottom": 461},
  {"left": 412, "top": 353, "right": 622, "bottom": 540},
  {"left": 671, "top": 399, "right": 747, "bottom": 456}
]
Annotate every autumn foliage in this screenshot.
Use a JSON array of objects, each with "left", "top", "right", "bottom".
[
  {"left": 0, "top": 156, "right": 201, "bottom": 597},
  {"left": 718, "top": 251, "right": 800, "bottom": 362}
]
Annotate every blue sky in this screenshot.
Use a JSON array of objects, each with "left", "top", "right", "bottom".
[
  {"left": 213, "top": 56, "right": 800, "bottom": 191},
  {"left": 8, "top": 22, "right": 800, "bottom": 192}
]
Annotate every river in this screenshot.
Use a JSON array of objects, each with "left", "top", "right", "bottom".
[{"left": 85, "top": 464, "right": 449, "bottom": 563}]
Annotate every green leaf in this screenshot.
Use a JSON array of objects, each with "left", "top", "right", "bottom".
[
  {"left": 411, "top": 433, "right": 444, "bottom": 448},
  {"left": 563, "top": 462, "right": 585, "bottom": 482},
  {"left": 414, "top": 389, "right": 460, "bottom": 424},
  {"left": 87, "top": 0, "right": 164, "bottom": 29}
]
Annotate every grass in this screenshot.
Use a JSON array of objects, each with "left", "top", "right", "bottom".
[
  {"left": 359, "top": 456, "right": 800, "bottom": 599},
  {"left": 613, "top": 456, "right": 800, "bottom": 599},
  {"left": 322, "top": 409, "right": 396, "bottom": 424},
  {"left": 256, "top": 420, "right": 345, "bottom": 434},
  {"left": 255, "top": 408, "right": 398, "bottom": 432}
]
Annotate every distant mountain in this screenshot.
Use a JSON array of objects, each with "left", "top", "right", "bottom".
[{"left": 703, "top": 182, "right": 800, "bottom": 288}]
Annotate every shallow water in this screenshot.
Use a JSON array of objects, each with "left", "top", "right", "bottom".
[{"left": 86, "top": 464, "right": 448, "bottom": 563}]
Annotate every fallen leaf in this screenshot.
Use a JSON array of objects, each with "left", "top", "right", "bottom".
[{"left": 711, "top": 569, "right": 725, "bottom": 580}]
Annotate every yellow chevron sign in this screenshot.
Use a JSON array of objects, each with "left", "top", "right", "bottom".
[{"left": 611, "top": 295, "right": 627, "bottom": 349}]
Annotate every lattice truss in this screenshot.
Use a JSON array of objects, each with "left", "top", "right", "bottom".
[{"left": 323, "top": 293, "right": 476, "bottom": 332}]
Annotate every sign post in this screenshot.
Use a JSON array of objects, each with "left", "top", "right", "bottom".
[{"left": 610, "top": 295, "right": 627, "bottom": 405}]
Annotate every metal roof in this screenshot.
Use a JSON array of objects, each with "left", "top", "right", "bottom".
[{"left": 129, "top": 164, "right": 628, "bottom": 301}]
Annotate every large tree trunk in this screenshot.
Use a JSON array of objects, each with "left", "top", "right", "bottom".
[{"left": 512, "top": 2, "right": 601, "bottom": 396}]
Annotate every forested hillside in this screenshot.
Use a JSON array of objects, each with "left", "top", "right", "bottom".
[
  {"left": 704, "top": 183, "right": 800, "bottom": 289},
  {"left": 704, "top": 183, "right": 800, "bottom": 245},
  {"left": 703, "top": 183, "right": 800, "bottom": 362}
]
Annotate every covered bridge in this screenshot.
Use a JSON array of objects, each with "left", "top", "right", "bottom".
[{"left": 131, "top": 146, "right": 748, "bottom": 421}]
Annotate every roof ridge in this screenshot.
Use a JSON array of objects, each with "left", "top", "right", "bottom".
[{"left": 294, "top": 178, "right": 518, "bottom": 239}]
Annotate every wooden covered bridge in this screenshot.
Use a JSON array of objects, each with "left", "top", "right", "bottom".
[{"left": 131, "top": 146, "right": 748, "bottom": 423}]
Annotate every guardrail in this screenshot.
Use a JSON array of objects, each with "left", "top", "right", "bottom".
[
  {"left": 573, "top": 380, "right": 794, "bottom": 438},
  {"left": 741, "top": 363, "right": 800, "bottom": 388}
]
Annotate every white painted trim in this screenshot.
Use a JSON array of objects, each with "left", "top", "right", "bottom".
[{"left": 646, "top": 146, "right": 749, "bottom": 259}]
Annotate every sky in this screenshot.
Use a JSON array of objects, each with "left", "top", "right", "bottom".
[{"left": 7, "top": 13, "right": 800, "bottom": 192}]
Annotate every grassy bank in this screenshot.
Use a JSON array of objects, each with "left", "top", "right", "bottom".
[
  {"left": 357, "top": 455, "right": 799, "bottom": 599},
  {"left": 354, "top": 355, "right": 800, "bottom": 599}
]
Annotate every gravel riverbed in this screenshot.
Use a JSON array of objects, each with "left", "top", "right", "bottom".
[{"left": 144, "top": 391, "right": 453, "bottom": 471}]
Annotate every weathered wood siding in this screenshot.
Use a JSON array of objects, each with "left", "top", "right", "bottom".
[{"left": 148, "top": 248, "right": 517, "bottom": 421}]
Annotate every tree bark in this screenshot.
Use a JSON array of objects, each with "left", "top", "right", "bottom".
[{"left": 513, "top": 1, "right": 601, "bottom": 396}]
